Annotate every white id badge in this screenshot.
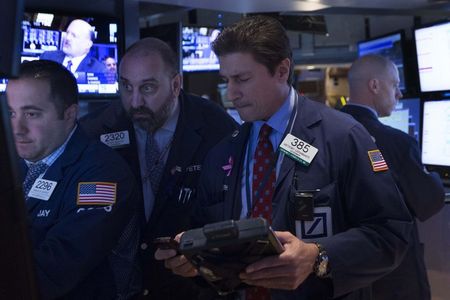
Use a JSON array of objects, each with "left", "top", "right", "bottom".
[
  {"left": 100, "top": 130, "right": 130, "bottom": 148},
  {"left": 28, "top": 179, "right": 58, "bottom": 201},
  {"left": 279, "top": 133, "right": 318, "bottom": 166}
]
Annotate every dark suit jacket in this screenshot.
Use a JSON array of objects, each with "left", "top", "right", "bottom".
[
  {"left": 194, "top": 95, "right": 413, "bottom": 300},
  {"left": 79, "top": 91, "right": 237, "bottom": 299},
  {"left": 341, "top": 104, "right": 445, "bottom": 300},
  {"left": 40, "top": 50, "right": 106, "bottom": 74},
  {"left": 21, "top": 126, "right": 138, "bottom": 299}
]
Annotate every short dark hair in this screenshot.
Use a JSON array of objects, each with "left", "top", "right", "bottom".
[
  {"left": 123, "top": 37, "right": 179, "bottom": 76},
  {"left": 212, "top": 15, "right": 294, "bottom": 85},
  {"left": 18, "top": 60, "right": 78, "bottom": 118}
]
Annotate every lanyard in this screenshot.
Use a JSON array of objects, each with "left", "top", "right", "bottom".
[{"left": 244, "top": 92, "right": 299, "bottom": 217}]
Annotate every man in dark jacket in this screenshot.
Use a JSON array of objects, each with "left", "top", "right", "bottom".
[
  {"left": 342, "top": 54, "right": 445, "bottom": 300},
  {"left": 157, "top": 16, "right": 412, "bottom": 300},
  {"left": 80, "top": 37, "right": 237, "bottom": 299},
  {"left": 7, "top": 59, "right": 138, "bottom": 299}
]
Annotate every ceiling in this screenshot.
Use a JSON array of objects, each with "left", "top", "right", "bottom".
[{"left": 140, "top": 0, "right": 450, "bottom": 16}]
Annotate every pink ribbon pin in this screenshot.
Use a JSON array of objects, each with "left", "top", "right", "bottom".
[{"left": 222, "top": 156, "right": 233, "bottom": 177}]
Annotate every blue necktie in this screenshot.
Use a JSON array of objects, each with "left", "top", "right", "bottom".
[
  {"left": 66, "top": 60, "right": 73, "bottom": 72},
  {"left": 145, "top": 133, "right": 165, "bottom": 194},
  {"left": 23, "top": 162, "right": 48, "bottom": 199}
]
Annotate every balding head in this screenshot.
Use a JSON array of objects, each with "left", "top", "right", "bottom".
[
  {"left": 348, "top": 54, "right": 402, "bottom": 117},
  {"left": 120, "top": 37, "right": 178, "bottom": 77},
  {"left": 62, "top": 19, "right": 94, "bottom": 58}
]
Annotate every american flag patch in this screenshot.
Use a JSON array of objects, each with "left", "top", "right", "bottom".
[
  {"left": 367, "top": 150, "right": 389, "bottom": 172},
  {"left": 77, "top": 182, "right": 117, "bottom": 205}
]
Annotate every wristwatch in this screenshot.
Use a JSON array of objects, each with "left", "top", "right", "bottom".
[{"left": 313, "top": 243, "right": 331, "bottom": 278}]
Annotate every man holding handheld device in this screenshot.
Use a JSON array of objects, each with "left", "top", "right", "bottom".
[{"left": 156, "top": 15, "right": 412, "bottom": 300}]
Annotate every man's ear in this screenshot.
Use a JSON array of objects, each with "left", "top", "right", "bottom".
[
  {"left": 277, "top": 58, "right": 291, "bottom": 83},
  {"left": 64, "top": 104, "right": 78, "bottom": 122},
  {"left": 172, "top": 73, "right": 182, "bottom": 98},
  {"left": 368, "top": 78, "right": 379, "bottom": 94}
]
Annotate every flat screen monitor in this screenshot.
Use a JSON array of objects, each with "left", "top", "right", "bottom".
[
  {"left": 379, "top": 98, "right": 421, "bottom": 142},
  {"left": 358, "top": 31, "right": 406, "bottom": 91},
  {"left": 182, "top": 26, "right": 220, "bottom": 72},
  {"left": 18, "top": 11, "right": 120, "bottom": 97},
  {"left": 414, "top": 21, "right": 450, "bottom": 93},
  {"left": 422, "top": 99, "right": 450, "bottom": 170}
]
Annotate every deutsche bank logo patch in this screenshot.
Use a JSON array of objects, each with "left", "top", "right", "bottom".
[{"left": 295, "top": 206, "right": 332, "bottom": 242}]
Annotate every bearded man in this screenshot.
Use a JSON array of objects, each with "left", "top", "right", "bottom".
[{"left": 79, "top": 37, "right": 236, "bottom": 299}]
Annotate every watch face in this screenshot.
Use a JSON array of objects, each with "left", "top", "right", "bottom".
[{"left": 315, "top": 252, "right": 330, "bottom": 278}]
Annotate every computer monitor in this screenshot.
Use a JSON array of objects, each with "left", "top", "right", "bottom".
[
  {"left": 358, "top": 31, "right": 407, "bottom": 91},
  {"left": 422, "top": 99, "right": 450, "bottom": 181},
  {"left": 17, "top": 11, "right": 121, "bottom": 97},
  {"left": 414, "top": 21, "right": 450, "bottom": 93},
  {"left": 0, "top": 0, "right": 40, "bottom": 297},
  {"left": 182, "top": 26, "right": 220, "bottom": 72},
  {"left": 379, "top": 98, "right": 421, "bottom": 142}
]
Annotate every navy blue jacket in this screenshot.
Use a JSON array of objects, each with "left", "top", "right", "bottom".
[
  {"left": 40, "top": 50, "right": 106, "bottom": 76},
  {"left": 341, "top": 104, "right": 445, "bottom": 300},
  {"left": 195, "top": 95, "right": 412, "bottom": 300},
  {"left": 22, "top": 126, "right": 138, "bottom": 299},
  {"left": 79, "top": 91, "right": 237, "bottom": 299}
]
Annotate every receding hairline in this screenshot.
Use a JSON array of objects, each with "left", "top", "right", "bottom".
[{"left": 348, "top": 55, "right": 396, "bottom": 83}]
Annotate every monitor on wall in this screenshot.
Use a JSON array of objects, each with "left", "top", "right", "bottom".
[
  {"left": 358, "top": 31, "right": 406, "bottom": 91},
  {"left": 379, "top": 97, "right": 421, "bottom": 142},
  {"left": 414, "top": 21, "right": 450, "bottom": 93},
  {"left": 182, "top": 26, "right": 220, "bottom": 72},
  {"left": 17, "top": 11, "right": 121, "bottom": 97},
  {"left": 421, "top": 99, "right": 450, "bottom": 181}
]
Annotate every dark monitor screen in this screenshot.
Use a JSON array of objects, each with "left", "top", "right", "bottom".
[
  {"left": 182, "top": 26, "right": 220, "bottom": 72},
  {"left": 414, "top": 21, "right": 450, "bottom": 93},
  {"left": 358, "top": 31, "right": 406, "bottom": 91},
  {"left": 422, "top": 99, "right": 450, "bottom": 168},
  {"left": 8, "top": 11, "right": 120, "bottom": 97},
  {"left": 379, "top": 98, "right": 421, "bottom": 142}
]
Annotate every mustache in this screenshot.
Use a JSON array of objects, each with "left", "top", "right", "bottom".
[{"left": 128, "top": 106, "right": 155, "bottom": 118}]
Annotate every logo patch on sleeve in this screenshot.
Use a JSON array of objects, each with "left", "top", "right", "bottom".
[
  {"left": 367, "top": 150, "right": 389, "bottom": 172},
  {"left": 77, "top": 182, "right": 117, "bottom": 206}
]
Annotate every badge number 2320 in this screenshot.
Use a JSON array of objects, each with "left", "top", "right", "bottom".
[{"left": 279, "top": 133, "right": 318, "bottom": 166}]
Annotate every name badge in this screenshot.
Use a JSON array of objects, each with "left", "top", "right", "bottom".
[
  {"left": 279, "top": 133, "right": 318, "bottom": 166},
  {"left": 28, "top": 179, "right": 57, "bottom": 201},
  {"left": 100, "top": 130, "right": 130, "bottom": 148}
]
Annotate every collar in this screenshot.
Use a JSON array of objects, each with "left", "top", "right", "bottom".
[
  {"left": 345, "top": 103, "right": 378, "bottom": 118},
  {"left": 25, "top": 124, "right": 77, "bottom": 167},
  {"left": 252, "top": 86, "right": 295, "bottom": 137},
  {"left": 63, "top": 53, "right": 88, "bottom": 71}
]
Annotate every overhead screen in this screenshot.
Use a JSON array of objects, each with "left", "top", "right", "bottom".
[
  {"left": 358, "top": 31, "right": 406, "bottom": 91},
  {"left": 379, "top": 98, "right": 421, "bottom": 142},
  {"left": 422, "top": 99, "right": 450, "bottom": 167},
  {"left": 414, "top": 21, "right": 450, "bottom": 93},
  {"left": 182, "top": 26, "right": 220, "bottom": 72},
  {"left": 1, "top": 11, "right": 120, "bottom": 96}
]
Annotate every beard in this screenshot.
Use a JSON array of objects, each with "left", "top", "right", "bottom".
[{"left": 128, "top": 96, "right": 175, "bottom": 133}]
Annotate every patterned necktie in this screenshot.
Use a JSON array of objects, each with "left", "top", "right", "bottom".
[
  {"left": 145, "top": 133, "right": 165, "bottom": 194},
  {"left": 66, "top": 60, "right": 73, "bottom": 72},
  {"left": 23, "top": 162, "right": 48, "bottom": 200},
  {"left": 246, "top": 124, "right": 276, "bottom": 300}
]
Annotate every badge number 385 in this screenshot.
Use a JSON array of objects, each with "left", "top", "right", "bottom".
[{"left": 279, "top": 133, "right": 318, "bottom": 166}]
